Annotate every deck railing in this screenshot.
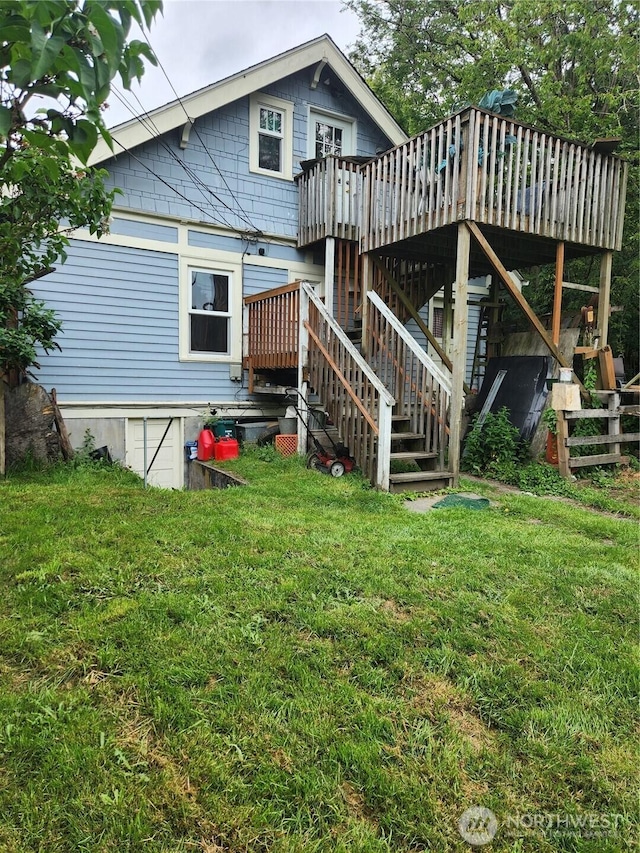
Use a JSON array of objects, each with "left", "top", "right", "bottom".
[
  {"left": 358, "top": 107, "right": 627, "bottom": 254},
  {"left": 296, "top": 157, "right": 363, "bottom": 246},
  {"left": 243, "top": 282, "right": 300, "bottom": 383},
  {"left": 367, "top": 290, "right": 451, "bottom": 468},
  {"left": 301, "top": 283, "right": 395, "bottom": 489}
]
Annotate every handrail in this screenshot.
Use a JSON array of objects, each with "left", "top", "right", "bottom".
[
  {"left": 302, "top": 282, "right": 394, "bottom": 489},
  {"left": 367, "top": 290, "right": 452, "bottom": 394},
  {"left": 303, "top": 284, "right": 395, "bottom": 407},
  {"left": 244, "top": 281, "right": 300, "bottom": 305}
]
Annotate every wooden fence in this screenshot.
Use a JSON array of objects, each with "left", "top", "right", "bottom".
[
  {"left": 243, "top": 282, "right": 300, "bottom": 388},
  {"left": 556, "top": 390, "right": 639, "bottom": 475}
]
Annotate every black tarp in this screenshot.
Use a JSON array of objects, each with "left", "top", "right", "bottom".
[{"left": 470, "top": 356, "right": 553, "bottom": 443}]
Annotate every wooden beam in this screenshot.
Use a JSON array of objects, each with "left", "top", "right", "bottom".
[
  {"left": 597, "top": 251, "right": 613, "bottom": 346},
  {"left": 598, "top": 345, "right": 617, "bottom": 390},
  {"left": 324, "top": 236, "right": 335, "bottom": 317},
  {"left": 369, "top": 255, "right": 471, "bottom": 394},
  {"left": 562, "top": 281, "right": 599, "bottom": 294},
  {"left": 552, "top": 241, "right": 564, "bottom": 346},
  {"left": 466, "top": 222, "right": 572, "bottom": 369},
  {"left": 449, "top": 223, "right": 470, "bottom": 484}
]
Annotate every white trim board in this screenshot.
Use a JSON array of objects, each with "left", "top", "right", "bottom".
[{"left": 89, "top": 35, "right": 407, "bottom": 165}]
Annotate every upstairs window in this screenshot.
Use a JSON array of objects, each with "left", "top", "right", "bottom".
[
  {"left": 315, "top": 120, "right": 343, "bottom": 158},
  {"left": 250, "top": 93, "right": 293, "bottom": 180},
  {"left": 258, "top": 106, "right": 283, "bottom": 171},
  {"left": 308, "top": 109, "right": 355, "bottom": 160}
]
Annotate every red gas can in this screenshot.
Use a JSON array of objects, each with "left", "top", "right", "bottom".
[
  {"left": 214, "top": 437, "right": 239, "bottom": 461},
  {"left": 197, "top": 428, "right": 215, "bottom": 461}
]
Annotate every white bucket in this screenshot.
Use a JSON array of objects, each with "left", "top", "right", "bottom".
[{"left": 559, "top": 367, "right": 573, "bottom": 383}]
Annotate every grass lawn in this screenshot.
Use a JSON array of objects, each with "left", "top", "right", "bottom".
[{"left": 0, "top": 451, "right": 637, "bottom": 852}]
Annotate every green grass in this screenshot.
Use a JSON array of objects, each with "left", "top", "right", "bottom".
[{"left": 0, "top": 453, "right": 638, "bottom": 852}]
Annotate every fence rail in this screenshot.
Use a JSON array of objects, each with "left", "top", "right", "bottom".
[{"left": 302, "top": 283, "right": 394, "bottom": 489}]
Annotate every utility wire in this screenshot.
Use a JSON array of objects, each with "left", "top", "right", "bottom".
[
  {"left": 109, "top": 86, "right": 248, "bottom": 231},
  {"left": 139, "top": 29, "right": 262, "bottom": 236},
  {"left": 111, "top": 83, "right": 256, "bottom": 231}
]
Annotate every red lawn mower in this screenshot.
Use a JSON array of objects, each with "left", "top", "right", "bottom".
[{"left": 284, "top": 388, "right": 356, "bottom": 477}]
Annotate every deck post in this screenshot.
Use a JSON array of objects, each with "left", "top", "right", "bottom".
[
  {"left": 551, "top": 241, "right": 564, "bottom": 346},
  {"left": 324, "top": 236, "right": 335, "bottom": 316},
  {"left": 360, "top": 252, "right": 374, "bottom": 359},
  {"left": 297, "top": 282, "right": 310, "bottom": 456},
  {"left": 442, "top": 275, "right": 453, "bottom": 358},
  {"left": 449, "top": 223, "right": 470, "bottom": 484},
  {"left": 597, "top": 250, "right": 613, "bottom": 347}
]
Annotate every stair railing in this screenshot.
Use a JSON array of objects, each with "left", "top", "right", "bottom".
[
  {"left": 367, "top": 289, "right": 452, "bottom": 469},
  {"left": 300, "top": 282, "right": 395, "bottom": 490}
]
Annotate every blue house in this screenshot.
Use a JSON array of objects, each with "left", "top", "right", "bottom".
[{"left": 32, "top": 35, "right": 626, "bottom": 489}]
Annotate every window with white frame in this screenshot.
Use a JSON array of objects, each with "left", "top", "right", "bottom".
[
  {"left": 189, "top": 269, "right": 230, "bottom": 354},
  {"left": 180, "top": 259, "right": 241, "bottom": 362},
  {"left": 249, "top": 93, "right": 293, "bottom": 180},
  {"left": 308, "top": 109, "right": 355, "bottom": 160}
]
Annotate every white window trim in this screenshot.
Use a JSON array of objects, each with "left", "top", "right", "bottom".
[
  {"left": 307, "top": 106, "right": 357, "bottom": 160},
  {"left": 179, "top": 255, "right": 243, "bottom": 363},
  {"left": 249, "top": 92, "right": 294, "bottom": 181}
]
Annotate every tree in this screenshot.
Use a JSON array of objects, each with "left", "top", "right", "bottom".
[
  {"left": 345, "top": 0, "right": 639, "bottom": 371},
  {"left": 0, "top": 0, "right": 162, "bottom": 472}
]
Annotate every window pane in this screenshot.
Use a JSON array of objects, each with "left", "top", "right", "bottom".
[
  {"left": 191, "top": 314, "right": 229, "bottom": 353},
  {"left": 259, "top": 133, "right": 281, "bottom": 171},
  {"left": 191, "top": 272, "right": 229, "bottom": 312},
  {"left": 260, "top": 107, "right": 282, "bottom": 133},
  {"left": 314, "top": 121, "right": 343, "bottom": 158},
  {"left": 432, "top": 307, "right": 444, "bottom": 338}
]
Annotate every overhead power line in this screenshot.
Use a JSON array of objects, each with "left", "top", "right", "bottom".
[{"left": 139, "top": 29, "right": 262, "bottom": 236}]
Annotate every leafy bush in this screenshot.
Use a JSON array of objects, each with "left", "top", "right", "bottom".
[{"left": 462, "top": 407, "right": 523, "bottom": 476}]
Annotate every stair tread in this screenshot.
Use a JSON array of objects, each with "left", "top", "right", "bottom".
[
  {"left": 392, "top": 414, "right": 411, "bottom": 421},
  {"left": 390, "top": 432, "right": 425, "bottom": 441},
  {"left": 390, "top": 450, "right": 438, "bottom": 460},
  {"left": 389, "top": 471, "right": 454, "bottom": 482}
]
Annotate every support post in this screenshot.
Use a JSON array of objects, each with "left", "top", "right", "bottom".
[
  {"left": 324, "top": 237, "right": 335, "bottom": 316},
  {"left": 556, "top": 409, "right": 570, "bottom": 478},
  {"left": 443, "top": 276, "right": 453, "bottom": 358},
  {"left": 551, "top": 241, "right": 564, "bottom": 346},
  {"left": 597, "top": 250, "right": 613, "bottom": 347},
  {"left": 449, "top": 223, "right": 470, "bottom": 484},
  {"left": 360, "top": 253, "right": 374, "bottom": 359},
  {"left": 297, "top": 282, "right": 311, "bottom": 456}
]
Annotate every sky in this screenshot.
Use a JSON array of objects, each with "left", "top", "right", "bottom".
[{"left": 105, "top": 0, "right": 363, "bottom": 127}]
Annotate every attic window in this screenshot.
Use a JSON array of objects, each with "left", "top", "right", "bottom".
[
  {"left": 308, "top": 108, "right": 356, "bottom": 160},
  {"left": 250, "top": 93, "right": 293, "bottom": 180}
]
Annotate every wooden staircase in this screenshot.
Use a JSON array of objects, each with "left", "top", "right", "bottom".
[{"left": 389, "top": 413, "right": 453, "bottom": 492}]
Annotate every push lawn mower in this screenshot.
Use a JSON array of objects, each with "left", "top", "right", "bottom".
[{"left": 285, "top": 388, "right": 356, "bottom": 477}]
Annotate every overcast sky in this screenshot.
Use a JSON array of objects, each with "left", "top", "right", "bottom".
[{"left": 105, "top": 0, "right": 363, "bottom": 127}]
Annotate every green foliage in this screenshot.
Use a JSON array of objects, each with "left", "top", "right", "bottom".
[
  {"left": 346, "top": 0, "right": 639, "bottom": 372},
  {"left": 0, "top": 0, "right": 162, "bottom": 378},
  {"left": 462, "top": 406, "right": 522, "bottom": 476},
  {"left": 0, "top": 0, "right": 161, "bottom": 163},
  {"left": 541, "top": 406, "right": 558, "bottom": 435}
]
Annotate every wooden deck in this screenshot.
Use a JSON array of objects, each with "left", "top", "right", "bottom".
[{"left": 297, "top": 108, "right": 627, "bottom": 260}]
